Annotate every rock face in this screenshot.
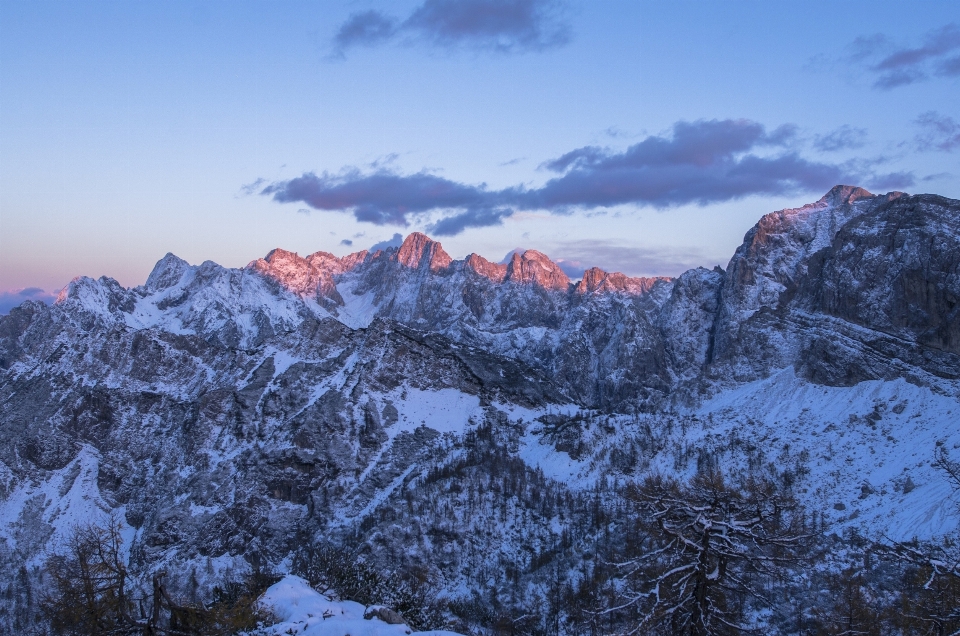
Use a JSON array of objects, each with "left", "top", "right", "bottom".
[
  {"left": 0, "top": 186, "right": 958, "bottom": 632},
  {"left": 239, "top": 187, "right": 958, "bottom": 404},
  {"left": 712, "top": 186, "right": 960, "bottom": 385}
]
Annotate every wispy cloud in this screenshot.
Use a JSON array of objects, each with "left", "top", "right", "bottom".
[
  {"left": 866, "top": 171, "right": 915, "bottom": 191},
  {"left": 550, "top": 241, "right": 710, "bottom": 278},
  {"left": 837, "top": 23, "right": 960, "bottom": 89},
  {"left": 258, "top": 118, "right": 903, "bottom": 236},
  {"left": 915, "top": 111, "right": 960, "bottom": 152},
  {"left": 0, "top": 287, "right": 58, "bottom": 315},
  {"left": 332, "top": 0, "right": 570, "bottom": 57},
  {"left": 813, "top": 125, "right": 867, "bottom": 152},
  {"left": 333, "top": 10, "right": 399, "bottom": 52}
]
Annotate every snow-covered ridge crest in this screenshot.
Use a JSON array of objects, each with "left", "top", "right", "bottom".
[
  {"left": 40, "top": 185, "right": 960, "bottom": 409},
  {"left": 250, "top": 230, "right": 672, "bottom": 306}
]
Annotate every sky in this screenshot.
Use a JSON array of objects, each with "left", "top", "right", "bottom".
[{"left": 1, "top": 0, "right": 958, "bottom": 312}]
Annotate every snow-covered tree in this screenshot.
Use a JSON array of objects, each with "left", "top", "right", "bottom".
[{"left": 611, "top": 471, "right": 810, "bottom": 635}]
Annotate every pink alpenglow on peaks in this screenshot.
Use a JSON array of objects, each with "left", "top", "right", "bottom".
[
  {"left": 575, "top": 267, "right": 672, "bottom": 295},
  {"left": 248, "top": 232, "right": 674, "bottom": 307},
  {"left": 464, "top": 253, "right": 508, "bottom": 283},
  {"left": 504, "top": 250, "right": 571, "bottom": 291},
  {"left": 396, "top": 232, "right": 453, "bottom": 271}
]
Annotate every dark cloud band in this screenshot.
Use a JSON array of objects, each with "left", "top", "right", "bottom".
[{"left": 259, "top": 118, "right": 901, "bottom": 236}]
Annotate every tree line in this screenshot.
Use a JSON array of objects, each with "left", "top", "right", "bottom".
[{"left": 27, "top": 433, "right": 960, "bottom": 635}]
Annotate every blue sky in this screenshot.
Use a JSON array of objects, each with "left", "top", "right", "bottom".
[{"left": 1, "top": 0, "right": 958, "bottom": 311}]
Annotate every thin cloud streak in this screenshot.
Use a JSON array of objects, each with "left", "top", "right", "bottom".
[
  {"left": 915, "top": 111, "right": 960, "bottom": 152},
  {"left": 333, "top": 11, "right": 399, "bottom": 52},
  {"left": 813, "top": 125, "right": 868, "bottom": 152},
  {"left": 838, "top": 23, "right": 960, "bottom": 89}
]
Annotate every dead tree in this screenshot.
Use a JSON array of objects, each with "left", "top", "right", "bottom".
[
  {"left": 42, "top": 518, "right": 271, "bottom": 636},
  {"left": 611, "top": 471, "right": 810, "bottom": 635},
  {"left": 41, "top": 515, "right": 140, "bottom": 635}
]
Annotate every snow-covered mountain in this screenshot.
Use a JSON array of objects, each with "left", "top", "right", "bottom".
[{"left": 1, "top": 185, "right": 958, "bottom": 633}]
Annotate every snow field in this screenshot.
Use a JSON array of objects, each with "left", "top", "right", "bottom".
[{"left": 258, "top": 575, "right": 464, "bottom": 636}]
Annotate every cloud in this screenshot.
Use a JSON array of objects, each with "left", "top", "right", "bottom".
[
  {"left": 0, "top": 287, "right": 58, "bottom": 315},
  {"left": 550, "top": 241, "right": 710, "bottom": 278},
  {"left": 866, "top": 171, "right": 915, "bottom": 191},
  {"left": 915, "top": 111, "right": 960, "bottom": 152},
  {"left": 838, "top": 23, "right": 960, "bottom": 89},
  {"left": 529, "top": 120, "right": 843, "bottom": 209},
  {"left": 259, "top": 118, "right": 897, "bottom": 236},
  {"left": 813, "top": 125, "right": 867, "bottom": 152},
  {"left": 941, "top": 55, "right": 960, "bottom": 76},
  {"left": 333, "top": 10, "right": 399, "bottom": 52},
  {"left": 260, "top": 169, "right": 511, "bottom": 226},
  {"left": 340, "top": 239, "right": 353, "bottom": 246},
  {"left": 369, "top": 233, "right": 404, "bottom": 252},
  {"left": 428, "top": 206, "right": 515, "bottom": 236},
  {"left": 239, "top": 177, "right": 266, "bottom": 196},
  {"left": 332, "top": 0, "right": 570, "bottom": 56}
]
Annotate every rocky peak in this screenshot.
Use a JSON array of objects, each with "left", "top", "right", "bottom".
[
  {"left": 576, "top": 267, "right": 671, "bottom": 295},
  {"left": 304, "top": 250, "right": 368, "bottom": 276},
  {"left": 819, "top": 184, "right": 875, "bottom": 207},
  {"left": 263, "top": 247, "right": 309, "bottom": 269},
  {"left": 303, "top": 250, "right": 341, "bottom": 272},
  {"left": 145, "top": 253, "right": 190, "bottom": 292},
  {"left": 336, "top": 250, "right": 370, "bottom": 272},
  {"left": 249, "top": 249, "right": 319, "bottom": 297},
  {"left": 248, "top": 248, "right": 346, "bottom": 306},
  {"left": 396, "top": 232, "right": 453, "bottom": 271},
  {"left": 505, "top": 250, "right": 570, "bottom": 291},
  {"left": 464, "top": 253, "right": 507, "bottom": 282},
  {"left": 748, "top": 185, "right": 877, "bottom": 250}
]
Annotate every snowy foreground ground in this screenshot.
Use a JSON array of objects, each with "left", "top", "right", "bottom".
[{"left": 257, "top": 575, "right": 463, "bottom": 636}]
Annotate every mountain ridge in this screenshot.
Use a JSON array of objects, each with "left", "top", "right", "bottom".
[
  {"left": 1, "top": 185, "right": 959, "bottom": 633},
  {"left": 16, "top": 185, "right": 960, "bottom": 410}
]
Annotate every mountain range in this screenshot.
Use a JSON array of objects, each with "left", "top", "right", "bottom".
[{"left": 1, "top": 185, "right": 958, "bottom": 633}]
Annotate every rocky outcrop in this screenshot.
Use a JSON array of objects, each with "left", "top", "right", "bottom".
[{"left": 711, "top": 186, "right": 960, "bottom": 385}]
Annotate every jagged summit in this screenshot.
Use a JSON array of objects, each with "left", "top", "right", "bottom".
[
  {"left": 396, "top": 232, "right": 453, "bottom": 271},
  {"left": 819, "top": 184, "right": 876, "bottom": 206},
  {"left": 503, "top": 249, "right": 570, "bottom": 290},
  {"left": 575, "top": 267, "right": 670, "bottom": 295},
  {"left": 244, "top": 231, "right": 669, "bottom": 303}
]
